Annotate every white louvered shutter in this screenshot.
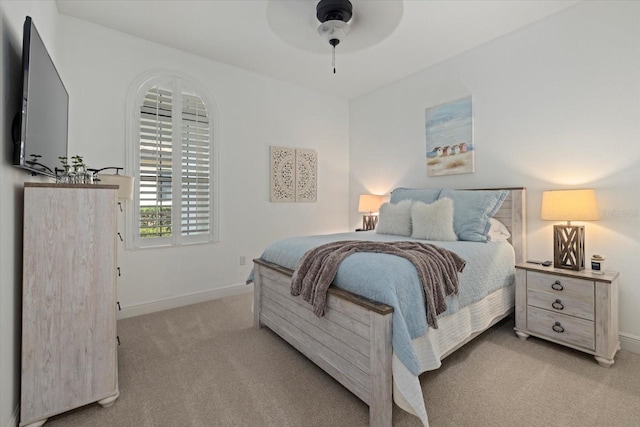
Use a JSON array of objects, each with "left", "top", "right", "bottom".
[
  {"left": 133, "top": 76, "right": 215, "bottom": 248},
  {"left": 139, "top": 85, "right": 173, "bottom": 239},
  {"left": 181, "top": 92, "right": 211, "bottom": 237}
]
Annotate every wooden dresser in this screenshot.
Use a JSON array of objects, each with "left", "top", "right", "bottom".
[
  {"left": 20, "top": 183, "right": 120, "bottom": 427},
  {"left": 514, "top": 263, "right": 619, "bottom": 367}
]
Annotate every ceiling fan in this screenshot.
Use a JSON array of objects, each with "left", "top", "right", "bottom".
[
  {"left": 316, "top": 0, "right": 353, "bottom": 73},
  {"left": 266, "top": 0, "right": 404, "bottom": 73}
]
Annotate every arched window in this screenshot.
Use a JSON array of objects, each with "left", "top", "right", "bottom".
[{"left": 127, "top": 73, "right": 217, "bottom": 248}]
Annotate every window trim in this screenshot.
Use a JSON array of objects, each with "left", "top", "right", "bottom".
[{"left": 125, "top": 70, "right": 219, "bottom": 249}]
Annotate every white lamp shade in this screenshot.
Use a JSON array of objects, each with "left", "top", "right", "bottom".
[
  {"left": 99, "top": 174, "right": 134, "bottom": 200},
  {"left": 358, "top": 194, "right": 383, "bottom": 213},
  {"left": 541, "top": 189, "right": 599, "bottom": 221}
]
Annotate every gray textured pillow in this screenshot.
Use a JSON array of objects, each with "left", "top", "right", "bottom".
[
  {"left": 411, "top": 198, "right": 457, "bottom": 241},
  {"left": 376, "top": 200, "right": 413, "bottom": 237}
]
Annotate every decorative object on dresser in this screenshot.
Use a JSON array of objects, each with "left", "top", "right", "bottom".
[
  {"left": 91, "top": 166, "right": 135, "bottom": 201},
  {"left": 20, "top": 183, "right": 120, "bottom": 427},
  {"left": 591, "top": 254, "right": 605, "bottom": 275},
  {"left": 540, "top": 188, "right": 599, "bottom": 271},
  {"left": 358, "top": 194, "right": 383, "bottom": 231},
  {"left": 514, "top": 263, "right": 619, "bottom": 367}
]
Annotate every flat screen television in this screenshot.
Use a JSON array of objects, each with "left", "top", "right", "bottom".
[{"left": 13, "top": 16, "right": 69, "bottom": 178}]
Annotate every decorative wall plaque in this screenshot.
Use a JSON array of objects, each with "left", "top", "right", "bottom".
[{"left": 270, "top": 146, "right": 317, "bottom": 202}]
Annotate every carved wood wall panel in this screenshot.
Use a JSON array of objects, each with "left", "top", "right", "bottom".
[{"left": 270, "top": 146, "right": 317, "bottom": 203}]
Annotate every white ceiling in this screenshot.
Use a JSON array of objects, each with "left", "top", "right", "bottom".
[{"left": 56, "top": 0, "right": 580, "bottom": 100}]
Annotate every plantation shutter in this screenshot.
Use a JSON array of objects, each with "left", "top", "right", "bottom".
[
  {"left": 132, "top": 75, "right": 216, "bottom": 248},
  {"left": 139, "top": 86, "right": 173, "bottom": 238},
  {"left": 181, "top": 93, "right": 210, "bottom": 236}
]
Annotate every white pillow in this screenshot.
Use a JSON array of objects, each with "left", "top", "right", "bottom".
[
  {"left": 410, "top": 198, "right": 457, "bottom": 241},
  {"left": 487, "top": 218, "right": 511, "bottom": 242},
  {"left": 376, "top": 200, "right": 413, "bottom": 237}
]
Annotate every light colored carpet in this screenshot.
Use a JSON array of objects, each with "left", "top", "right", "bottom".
[{"left": 46, "top": 292, "right": 640, "bottom": 426}]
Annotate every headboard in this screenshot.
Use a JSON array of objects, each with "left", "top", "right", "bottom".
[{"left": 488, "top": 187, "right": 527, "bottom": 264}]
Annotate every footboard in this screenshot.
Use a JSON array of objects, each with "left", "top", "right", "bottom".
[{"left": 253, "top": 259, "right": 394, "bottom": 427}]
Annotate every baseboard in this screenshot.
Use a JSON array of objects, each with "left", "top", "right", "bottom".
[
  {"left": 118, "top": 282, "right": 253, "bottom": 319},
  {"left": 620, "top": 332, "right": 640, "bottom": 354}
]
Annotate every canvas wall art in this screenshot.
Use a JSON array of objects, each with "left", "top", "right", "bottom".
[
  {"left": 425, "top": 96, "right": 474, "bottom": 176},
  {"left": 270, "top": 146, "right": 317, "bottom": 202}
]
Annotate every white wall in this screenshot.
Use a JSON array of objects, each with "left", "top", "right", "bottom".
[
  {"left": 1, "top": 2, "right": 62, "bottom": 426},
  {"left": 350, "top": 1, "right": 640, "bottom": 347},
  {"left": 56, "top": 16, "right": 350, "bottom": 314}
]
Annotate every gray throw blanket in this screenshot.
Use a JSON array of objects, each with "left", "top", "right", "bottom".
[{"left": 290, "top": 240, "right": 466, "bottom": 329}]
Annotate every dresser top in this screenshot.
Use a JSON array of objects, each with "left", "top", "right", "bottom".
[
  {"left": 24, "top": 182, "right": 118, "bottom": 190},
  {"left": 516, "top": 262, "right": 619, "bottom": 283}
]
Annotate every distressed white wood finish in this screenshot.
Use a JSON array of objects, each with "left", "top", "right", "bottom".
[
  {"left": 514, "top": 268, "right": 528, "bottom": 339},
  {"left": 491, "top": 188, "right": 526, "bottom": 263},
  {"left": 514, "top": 263, "right": 620, "bottom": 367},
  {"left": 20, "top": 184, "right": 119, "bottom": 427},
  {"left": 526, "top": 271, "right": 594, "bottom": 321},
  {"left": 369, "top": 311, "right": 392, "bottom": 427},
  {"left": 254, "top": 260, "right": 392, "bottom": 407},
  {"left": 595, "top": 278, "right": 620, "bottom": 367},
  {"left": 253, "top": 188, "right": 526, "bottom": 426},
  {"left": 527, "top": 306, "right": 595, "bottom": 349}
]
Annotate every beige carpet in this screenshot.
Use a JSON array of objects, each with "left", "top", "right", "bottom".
[{"left": 46, "top": 292, "right": 640, "bottom": 426}]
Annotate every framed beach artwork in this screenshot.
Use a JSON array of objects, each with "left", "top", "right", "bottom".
[{"left": 425, "top": 96, "right": 474, "bottom": 176}]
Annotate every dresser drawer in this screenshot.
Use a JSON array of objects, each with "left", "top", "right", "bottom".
[
  {"left": 527, "top": 271, "right": 594, "bottom": 301},
  {"left": 527, "top": 288, "right": 594, "bottom": 320},
  {"left": 527, "top": 306, "right": 595, "bottom": 350}
]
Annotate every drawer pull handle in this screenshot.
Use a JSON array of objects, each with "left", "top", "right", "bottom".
[
  {"left": 551, "top": 281, "right": 563, "bottom": 291},
  {"left": 552, "top": 299, "right": 564, "bottom": 310},
  {"left": 552, "top": 322, "right": 565, "bottom": 333}
]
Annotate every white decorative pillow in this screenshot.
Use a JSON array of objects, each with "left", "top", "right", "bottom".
[
  {"left": 410, "top": 198, "right": 457, "bottom": 241},
  {"left": 376, "top": 200, "right": 413, "bottom": 237},
  {"left": 487, "top": 218, "right": 511, "bottom": 242}
]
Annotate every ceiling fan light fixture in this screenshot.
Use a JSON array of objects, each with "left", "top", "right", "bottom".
[
  {"left": 316, "top": 0, "right": 353, "bottom": 74},
  {"left": 317, "top": 20, "right": 350, "bottom": 46}
]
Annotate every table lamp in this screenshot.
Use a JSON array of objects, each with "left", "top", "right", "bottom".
[
  {"left": 92, "top": 167, "right": 134, "bottom": 200},
  {"left": 358, "top": 194, "right": 383, "bottom": 231},
  {"left": 541, "top": 189, "right": 599, "bottom": 271}
]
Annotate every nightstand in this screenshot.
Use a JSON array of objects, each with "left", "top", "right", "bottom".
[{"left": 514, "top": 263, "right": 620, "bottom": 367}]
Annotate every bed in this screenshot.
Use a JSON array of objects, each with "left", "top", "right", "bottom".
[{"left": 251, "top": 187, "right": 526, "bottom": 426}]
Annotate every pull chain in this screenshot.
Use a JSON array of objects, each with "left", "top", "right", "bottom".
[
  {"left": 332, "top": 45, "right": 336, "bottom": 74},
  {"left": 329, "top": 38, "right": 339, "bottom": 74}
]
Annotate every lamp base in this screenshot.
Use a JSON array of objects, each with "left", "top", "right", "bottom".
[
  {"left": 362, "top": 215, "right": 378, "bottom": 231},
  {"left": 553, "top": 224, "right": 585, "bottom": 271}
]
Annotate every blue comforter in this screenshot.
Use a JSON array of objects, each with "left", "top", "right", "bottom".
[{"left": 251, "top": 231, "right": 515, "bottom": 375}]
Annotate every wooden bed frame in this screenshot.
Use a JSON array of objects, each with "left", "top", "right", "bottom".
[{"left": 253, "top": 188, "right": 526, "bottom": 427}]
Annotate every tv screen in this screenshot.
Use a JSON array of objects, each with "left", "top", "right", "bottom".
[{"left": 13, "top": 16, "right": 69, "bottom": 178}]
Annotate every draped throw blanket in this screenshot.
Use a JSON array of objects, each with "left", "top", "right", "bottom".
[{"left": 290, "top": 240, "right": 466, "bottom": 329}]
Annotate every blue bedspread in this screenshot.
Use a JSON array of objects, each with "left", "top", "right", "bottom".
[{"left": 251, "top": 231, "right": 515, "bottom": 375}]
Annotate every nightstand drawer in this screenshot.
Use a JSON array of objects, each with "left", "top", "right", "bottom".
[
  {"left": 527, "top": 306, "right": 595, "bottom": 350},
  {"left": 527, "top": 271, "right": 594, "bottom": 301},
  {"left": 527, "top": 289, "right": 594, "bottom": 320}
]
